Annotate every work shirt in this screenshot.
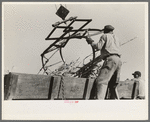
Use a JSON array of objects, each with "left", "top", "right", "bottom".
[
  {"left": 92, "top": 33, "right": 121, "bottom": 56},
  {"left": 132, "top": 78, "right": 145, "bottom": 97}
]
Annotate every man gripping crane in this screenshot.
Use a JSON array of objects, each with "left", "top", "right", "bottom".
[{"left": 86, "top": 25, "right": 122, "bottom": 100}]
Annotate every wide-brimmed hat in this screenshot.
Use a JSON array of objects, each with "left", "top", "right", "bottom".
[
  {"left": 132, "top": 71, "right": 141, "bottom": 77},
  {"left": 102, "top": 25, "right": 115, "bottom": 31}
]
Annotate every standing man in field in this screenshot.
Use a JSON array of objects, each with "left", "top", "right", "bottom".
[
  {"left": 132, "top": 71, "right": 145, "bottom": 99},
  {"left": 86, "top": 25, "right": 122, "bottom": 99}
]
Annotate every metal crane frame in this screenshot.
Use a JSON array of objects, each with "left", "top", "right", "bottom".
[{"left": 39, "top": 16, "right": 103, "bottom": 75}]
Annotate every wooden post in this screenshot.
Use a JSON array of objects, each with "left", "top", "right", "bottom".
[
  {"left": 131, "top": 81, "right": 139, "bottom": 99},
  {"left": 4, "top": 73, "right": 18, "bottom": 100}
]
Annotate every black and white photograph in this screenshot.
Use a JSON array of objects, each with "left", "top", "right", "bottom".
[{"left": 2, "top": 2, "right": 148, "bottom": 120}]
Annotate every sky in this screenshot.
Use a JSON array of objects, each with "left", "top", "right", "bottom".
[{"left": 2, "top": 2, "right": 148, "bottom": 81}]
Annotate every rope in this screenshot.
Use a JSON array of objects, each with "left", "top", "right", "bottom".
[
  {"left": 55, "top": 4, "right": 58, "bottom": 11},
  {"left": 65, "top": 4, "right": 67, "bottom": 8}
]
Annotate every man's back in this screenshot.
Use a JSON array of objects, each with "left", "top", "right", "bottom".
[
  {"left": 99, "top": 33, "right": 121, "bottom": 56},
  {"left": 132, "top": 77, "right": 145, "bottom": 98},
  {"left": 105, "top": 33, "right": 120, "bottom": 54}
]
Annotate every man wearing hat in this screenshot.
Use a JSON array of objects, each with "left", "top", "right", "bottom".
[
  {"left": 132, "top": 71, "right": 145, "bottom": 99},
  {"left": 86, "top": 25, "right": 122, "bottom": 100}
]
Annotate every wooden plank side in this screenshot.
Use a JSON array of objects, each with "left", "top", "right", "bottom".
[
  {"left": 6, "top": 73, "right": 18, "bottom": 100},
  {"left": 57, "top": 77, "right": 87, "bottom": 99},
  {"left": 13, "top": 73, "right": 51, "bottom": 99},
  {"left": 50, "top": 77, "right": 95, "bottom": 100},
  {"left": 4, "top": 74, "right": 94, "bottom": 100},
  {"left": 5, "top": 72, "right": 140, "bottom": 100},
  {"left": 117, "top": 80, "right": 135, "bottom": 99},
  {"left": 4, "top": 74, "right": 11, "bottom": 100}
]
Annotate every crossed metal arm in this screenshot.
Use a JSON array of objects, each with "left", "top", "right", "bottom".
[{"left": 39, "top": 16, "right": 103, "bottom": 75}]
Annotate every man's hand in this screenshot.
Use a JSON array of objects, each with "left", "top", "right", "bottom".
[{"left": 86, "top": 36, "right": 94, "bottom": 44}]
